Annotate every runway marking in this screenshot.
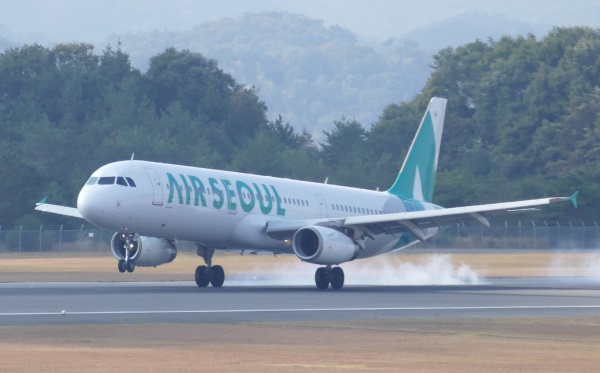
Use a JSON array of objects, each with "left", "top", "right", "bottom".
[{"left": 2, "top": 305, "right": 600, "bottom": 317}]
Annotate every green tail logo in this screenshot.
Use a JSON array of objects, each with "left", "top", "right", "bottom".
[{"left": 387, "top": 97, "right": 447, "bottom": 202}]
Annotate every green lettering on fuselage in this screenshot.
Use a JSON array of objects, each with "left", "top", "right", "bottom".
[
  {"left": 165, "top": 172, "right": 285, "bottom": 216},
  {"left": 167, "top": 173, "right": 183, "bottom": 204},
  {"left": 271, "top": 185, "right": 285, "bottom": 216},
  {"left": 189, "top": 175, "right": 207, "bottom": 207},
  {"left": 236, "top": 180, "right": 255, "bottom": 213},
  {"left": 179, "top": 174, "right": 191, "bottom": 205},
  {"left": 253, "top": 183, "right": 272, "bottom": 214},
  {"left": 209, "top": 177, "right": 224, "bottom": 209},
  {"left": 221, "top": 179, "right": 237, "bottom": 211}
]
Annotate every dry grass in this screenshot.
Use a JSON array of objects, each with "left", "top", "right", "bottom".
[
  {"left": 1, "top": 318, "right": 600, "bottom": 372},
  {"left": 0, "top": 251, "right": 598, "bottom": 282}
]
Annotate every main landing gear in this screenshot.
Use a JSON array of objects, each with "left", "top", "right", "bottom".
[
  {"left": 195, "top": 245, "right": 225, "bottom": 288},
  {"left": 315, "top": 266, "right": 345, "bottom": 290},
  {"left": 117, "top": 233, "right": 137, "bottom": 273}
]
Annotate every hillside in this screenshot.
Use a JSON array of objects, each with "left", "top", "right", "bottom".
[{"left": 103, "top": 12, "right": 433, "bottom": 135}]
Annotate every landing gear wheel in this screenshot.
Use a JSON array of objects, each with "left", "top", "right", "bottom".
[
  {"left": 126, "top": 260, "right": 136, "bottom": 273},
  {"left": 315, "top": 267, "right": 330, "bottom": 290},
  {"left": 118, "top": 259, "right": 127, "bottom": 273},
  {"left": 195, "top": 265, "right": 210, "bottom": 287},
  {"left": 330, "top": 267, "right": 345, "bottom": 290},
  {"left": 209, "top": 265, "right": 225, "bottom": 288}
]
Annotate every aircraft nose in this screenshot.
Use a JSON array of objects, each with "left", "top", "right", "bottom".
[{"left": 77, "top": 186, "right": 105, "bottom": 224}]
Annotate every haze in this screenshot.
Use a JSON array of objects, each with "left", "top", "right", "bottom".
[
  {"left": 1, "top": 0, "right": 599, "bottom": 45},
  {"left": 1, "top": 0, "right": 599, "bottom": 134}
]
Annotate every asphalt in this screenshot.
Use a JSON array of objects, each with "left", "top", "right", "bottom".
[{"left": 1, "top": 277, "right": 600, "bottom": 326}]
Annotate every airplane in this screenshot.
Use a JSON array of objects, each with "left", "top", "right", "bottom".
[{"left": 35, "top": 97, "right": 578, "bottom": 290}]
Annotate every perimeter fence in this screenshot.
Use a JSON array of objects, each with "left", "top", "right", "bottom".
[{"left": 0, "top": 221, "right": 598, "bottom": 253}]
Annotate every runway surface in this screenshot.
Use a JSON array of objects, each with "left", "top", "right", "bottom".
[{"left": 1, "top": 278, "right": 600, "bottom": 326}]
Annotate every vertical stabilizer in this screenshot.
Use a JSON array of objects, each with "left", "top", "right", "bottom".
[{"left": 387, "top": 97, "right": 447, "bottom": 202}]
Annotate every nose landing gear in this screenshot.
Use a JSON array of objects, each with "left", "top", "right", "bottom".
[{"left": 117, "top": 233, "right": 137, "bottom": 273}]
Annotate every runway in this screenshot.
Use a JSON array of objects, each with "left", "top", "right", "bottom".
[{"left": 1, "top": 278, "right": 600, "bottom": 326}]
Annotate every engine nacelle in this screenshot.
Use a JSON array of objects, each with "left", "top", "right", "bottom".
[
  {"left": 292, "top": 226, "right": 359, "bottom": 265},
  {"left": 111, "top": 233, "right": 177, "bottom": 267}
]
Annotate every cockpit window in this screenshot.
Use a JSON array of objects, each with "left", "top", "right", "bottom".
[
  {"left": 86, "top": 177, "right": 99, "bottom": 185},
  {"left": 125, "top": 177, "right": 136, "bottom": 187},
  {"left": 97, "top": 176, "right": 116, "bottom": 185},
  {"left": 116, "top": 177, "right": 128, "bottom": 186}
]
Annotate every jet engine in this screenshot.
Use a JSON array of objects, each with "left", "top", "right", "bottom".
[
  {"left": 111, "top": 233, "right": 177, "bottom": 267},
  {"left": 292, "top": 226, "right": 359, "bottom": 265}
]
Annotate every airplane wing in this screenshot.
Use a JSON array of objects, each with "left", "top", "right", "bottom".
[
  {"left": 266, "top": 193, "right": 578, "bottom": 241},
  {"left": 35, "top": 198, "right": 82, "bottom": 218}
]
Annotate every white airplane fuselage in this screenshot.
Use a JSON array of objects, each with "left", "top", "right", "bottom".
[
  {"left": 36, "top": 97, "right": 573, "bottom": 289},
  {"left": 77, "top": 160, "right": 439, "bottom": 260}
]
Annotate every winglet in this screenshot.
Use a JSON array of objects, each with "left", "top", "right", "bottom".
[
  {"left": 570, "top": 190, "right": 579, "bottom": 208},
  {"left": 36, "top": 197, "right": 48, "bottom": 206}
]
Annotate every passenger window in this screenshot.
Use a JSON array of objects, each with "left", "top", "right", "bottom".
[
  {"left": 86, "top": 177, "right": 99, "bottom": 185},
  {"left": 97, "top": 176, "right": 115, "bottom": 185},
  {"left": 125, "top": 177, "right": 136, "bottom": 187},
  {"left": 116, "top": 177, "right": 128, "bottom": 186}
]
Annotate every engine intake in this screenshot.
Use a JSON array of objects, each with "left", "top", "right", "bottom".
[
  {"left": 111, "top": 233, "right": 177, "bottom": 267},
  {"left": 292, "top": 226, "right": 358, "bottom": 265}
]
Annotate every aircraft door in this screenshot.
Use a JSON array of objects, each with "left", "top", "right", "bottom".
[
  {"left": 315, "top": 194, "right": 328, "bottom": 218},
  {"left": 144, "top": 168, "right": 164, "bottom": 206}
]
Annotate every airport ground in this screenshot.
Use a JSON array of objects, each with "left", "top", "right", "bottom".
[{"left": 1, "top": 250, "right": 600, "bottom": 372}]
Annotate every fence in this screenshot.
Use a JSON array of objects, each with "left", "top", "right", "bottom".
[
  {"left": 0, "top": 225, "right": 112, "bottom": 253},
  {"left": 0, "top": 221, "right": 599, "bottom": 253},
  {"left": 422, "top": 221, "right": 599, "bottom": 250}
]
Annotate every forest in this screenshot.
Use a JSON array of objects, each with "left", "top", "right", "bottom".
[
  {"left": 103, "top": 12, "right": 434, "bottom": 135},
  {"left": 0, "top": 26, "right": 599, "bottom": 228}
]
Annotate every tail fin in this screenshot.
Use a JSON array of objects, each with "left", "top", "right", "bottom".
[{"left": 387, "top": 97, "right": 447, "bottom": 202}]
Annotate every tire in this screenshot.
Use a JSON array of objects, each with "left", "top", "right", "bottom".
[
  {"left": 315, "top": 267, "right": 329, "bottom": 290},
  {"left": 195, "top": 265, "right": 210, "bottom": 287},
  {"left": 126, "top": 260, "right": 135, "bottom": 273},
  {"left": 117, "top": 259, "right": 127, "bottom": 273},
  {"left": 330, "top": 267, "right": 344, "bottom": 290},
  {"left": 209, "top": 265, "right": 225, "bottom": 288}
]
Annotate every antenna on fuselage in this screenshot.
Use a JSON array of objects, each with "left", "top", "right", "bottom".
[
  {"left": 130, "top": 153, "right": 135, "bottom": 160},
  {"left": 324, "top": 177, "right": 328, "bottom": 184}
]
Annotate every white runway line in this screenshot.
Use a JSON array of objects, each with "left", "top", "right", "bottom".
[{"left": 2, "top": 305, "right": 600, "bottom": 317}]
